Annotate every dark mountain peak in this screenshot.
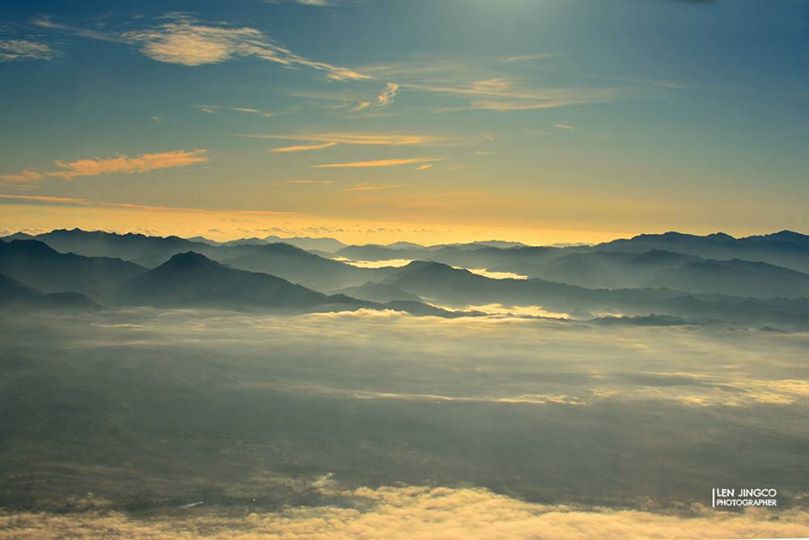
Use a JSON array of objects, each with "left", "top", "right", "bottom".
[
  {"left": 388, "top": 261, "right": 478, "bottom": 283},
  {"left": 386, "top": 241, "right": 425, "bottom": 250},
  {"left": 706, "top": 232, "right": 735, "bottom": 241},
  {"left": 757, "top": 230, "right": 809, "bottom": 243},
  {"left": 261, "top": 242, "right": 310, "bottom": 255},
  {"left": 1, "top": 232, "right": 36, "bottom": 242},
  {"left": 637, "top": 231, "right": 692, "bottom": 240},
  {"left": 402, "top": 260, "right": 454, "bottom": 272},
  {"left": 48, "top": 227, "right": 102, "bottom": 237},
  {"left": 3, "top": 239, "right": 58, "bottom": 255},
  {"left": 627, "top": 231, "right": 734, "bottom": 243},
  {"left": 162, "top": 251, "right": 221, "bottom": 270}
]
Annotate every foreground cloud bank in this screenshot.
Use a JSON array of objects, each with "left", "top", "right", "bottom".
[{"left": 2, "top": 485, "right": 808, "bottom": 539}]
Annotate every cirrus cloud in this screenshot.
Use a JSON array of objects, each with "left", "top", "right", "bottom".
[
  {"left": 0, "top": 39, "right": 56, "bottom": 62},
  {"left": 313, "top": 157, "right": 440, "bottom": 169},
  {"left": 0, "top": 149, "right": 209, "bottom": 183},
  {"left": 34, "top": 16, "right": 366, "bottom": 81}
]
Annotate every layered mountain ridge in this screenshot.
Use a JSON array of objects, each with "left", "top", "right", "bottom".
[{"left": 2, "top": 228, "right": 808, "bottom": 328}]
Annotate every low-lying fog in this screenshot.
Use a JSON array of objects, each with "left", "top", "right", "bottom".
[{"left": 1, "top": 309, "right": 807, "bottom": 538}]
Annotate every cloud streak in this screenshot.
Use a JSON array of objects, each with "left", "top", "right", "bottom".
[
  {"left": 398, "top": 76, "right": 618, "bottom": 112},
  {"left": 242, "top": 132, "right": 446, "bottom": 147},
  {"left": 0, "top": 39, "right": 56, "bottom": 62},
  {"left": 376, "top": 82, "right": 400, "bottom": 107},
  {"left": 314, "top": 157, "right": 439, "bottom": 169},
  {"left": 271, "top": 142, "right": 338, "bottom": 153},
  {"left": 34, "top": 16, "right": 366, "bottom": 80},
  {"left": 344, "top": 183, "right": 406, "bottom": 192},
  {"left": 0, "top": 149, "right": 208, "bottom": 183}
]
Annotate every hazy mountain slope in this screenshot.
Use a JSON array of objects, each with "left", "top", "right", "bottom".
[
  {"left": 218, "top": 243, "right": 395, "bottom": 292},
  {"left": 18, "top": 229, "right": 383, "bottom": 293},
  {"left": 483, "top": 250, "right": 809, "bottom": 299},
  {"left": 0, "top": 240, "right": 144, "bottom": 303},
  {"left": 262, "top": 236, "right": 346, "bottom": 253},
  {"left": 650, "top": 259, "right": 809, "bottom": 298},
  {"left": 117, "top": 252, "right": 467, "bottom": 317},
  {"left": 0, "top": 273, "right": 97, "bottom": 309},
  {"left": 336, "top": 244, "right": 425, "bottom": 261},
  {"left": 31, "top": 229, "right": 214, "bottom": 267},
  {"left": 382, "top": 261, "right": 809, "bottom": 329},
  {"left": 118, "top": 252, "right": 360, "bottom": 310},
  {"left": 337, "top": 282, "right": 423, "bottom": 303},
  {"left": 195, "top": 235, "right": 347, "bottom": 253},
  {"left": 593, "top": 231, "right": 809, "bottom": 273}
]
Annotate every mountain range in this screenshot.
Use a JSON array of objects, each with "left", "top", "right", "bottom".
[{"left": 2, "top": 228, "right": 808, "bottom": 329}]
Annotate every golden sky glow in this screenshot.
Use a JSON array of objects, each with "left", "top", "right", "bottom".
[{"left": 1, "top": 1, "right": 807, "bottom": 243}]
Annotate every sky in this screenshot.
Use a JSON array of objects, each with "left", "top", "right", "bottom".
[{"left": 0, "top": 0, "right": 808, "bottom": 244}]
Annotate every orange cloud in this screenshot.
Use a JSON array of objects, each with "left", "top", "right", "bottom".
[
  {"left": 242, "top": 132, "right": 444, "bottom": 147},
  {"left": 344, "top": 183, "right": 406, "bottom": 192},
  {"left": 271, "top": 142, "right": 338, "bottom": 153},
  {"left": 0, "top": 149, "right": 209, "bottom": 183},
  {"left": 314, "top": 157, "right": 439, "bottom": 169},
  {"left": 0, "top": 169, "right": 46, "bottom": 183}
]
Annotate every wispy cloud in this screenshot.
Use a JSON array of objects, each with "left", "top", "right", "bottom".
[
  {"left": 0, "top": 149, "right": 208, "bottom": 183},
  {"left": 376, "top": 82, "right": 400, "bottom": 107},
  {"left": 344, "top": 183, "right": 406, "bottom": 192},
  {"left": 196, "top": 104, "right": 273, "bottom": 117},
  {"left": 314, "top": 157, "right": 438, "bottom": 169},
  {"left": 266, "top": 0, "right": 336, "bottom": 5},
  {"left": 0, "top": 170, "right": 47, "bottom": 183},
  {"left": 554, "top": 123, "right": 576, "bottom": 130},
  {"left": 412, "top": 78, "right": 617, "bottom": 112},
  {"left": 360, "top": 58, "right": 619, "bottom": 113},
  {"left": 350, "top": 100, "right": 372, "bottom": 112},
  {"left": 242, "top": 132, "right": 446, "bottom": 147},
  {"left": 281, "top": 179, "right": 335, "bottom": 185},
  {"left": 503, "top": 53, "right": 558, "bottom": 63},
  {"left": 0, "top": 194, "right": 92, "bottom": 206},
  {"left": 34, "top": 16, "right": 366, "bottom": 80},
  {"left": 0, "top": 39, "right": 56, "bottom": 62},
  {"left": 416, "top": 164, "right": 432, "bottom": 171},
  {"left": 271, "top": 142, "right": 338, "bottom": 153},
  {"left": 196, "top": 105, "right": 219, "bottom": 114}
]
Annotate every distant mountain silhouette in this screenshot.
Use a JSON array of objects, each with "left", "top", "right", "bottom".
[
  {"left": 0, "top": 272, "right": 97, "bottom": 309},
  {"left": 337, "top": 282, "right": 423, "bottom": 303},
  {"left": 479, "top": 249, "right": 809, "bottom": 298},
  {"left": 594, "top": 231, "right": 809, "bottom": 272},
  {"left": 4, "top": 228, "right": 809, "bottom": 326},
  {"left": 118, "top": 251, "right": 362, "bottom": 310},
  {"left": 117, "top": 252, "right": 471, "bottom": 317},
  {"left": 217, "top": 243, "right": 394, "bottom": 291},
  {"left": 29, "top": 228, "right": 213, "bottom": 267},
  {"left": 191, "top": 235, "right": 347, "bottom": 253},
  {"left": 651, "top": 258, "right": 809, "bottom": 298},
  {"left": 337, "top": 238, "right": 809, "bottom": 299},
  {"left": 8, "top": 229, "right": 385, "bottom": 292},
  {"left": 261, "top": 235, "right": 346, "bottom": 253},
  {"left": 0, "top": 239, "right": 144, "bottom": 302},
  {"left": 383, "top": 260, "right": 809, "bottom": 329}
]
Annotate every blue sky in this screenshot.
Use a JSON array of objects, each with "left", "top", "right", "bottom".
[{"left": 1, "top": 0, "right": 808, "bottom": 243}]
